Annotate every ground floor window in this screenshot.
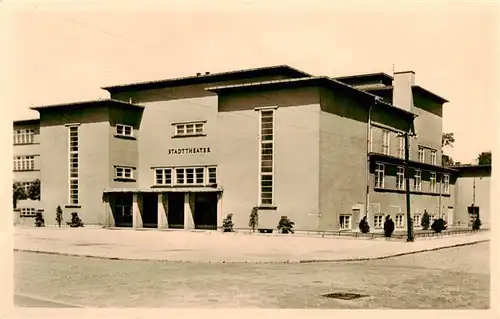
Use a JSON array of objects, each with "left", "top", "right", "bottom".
[
  {"left": 374, "top": 215, "right": 383, "bottom": 229},
  {"left": 413, "top": 214, "right": 421, "bottom": 227},
  {"left": 339, "top": 215, "right": 351, "bottom": 230},
  {"left": 20, "top": 208, "right": 36, "bottom": 217},
  {"left": 395, "top": 214, "right": 404, "bottom": 228}
]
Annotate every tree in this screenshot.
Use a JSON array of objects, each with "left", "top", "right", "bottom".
[
  {"left": 442, "top": 154, "right": 454, "bottom": 166},
  {"left": 222, "top": 213, "right": 234, "bottom": 232},
  {"left": 26, "top": 179, "right": 41, "bottom": 200},
  {"left": 67, "top": 212, "right": 84, "bottom": 228},
  {"left": 55, "top": 206, "right": 63, "bottom": 227},
  {"left": 442, "top": 133, "right": 455, "bottom": 166},
  {"left": 13, "top": 182, "right": 27, "bottom": 209},
  {"left": 421, "top": 210, "right": 431, "bottom": 230},
  {"left": 477, "top": 151, "right": 491, "bottom": 165},
  {"left": 383, "top": 215, "right": 395, "bottom": 238},
  {"left": 34, "top": 212, "right": 45, "bottom": 227},
  {"left": 442, "top": 132, "right": 455, "bottom": 148},
  {"left": 431, "top": 218, "right": 447, "bottom": 233},
  {"left": 248, "top": 207, "right": 259, "bottom": 232},
  {"left": 277, "top": 216, "right": 295, "bottom": 234},
  {"left": 472, "top": 212, "right": 482, "bottom": 231},
  {"left": 358, "top": 216, "right": 370, "bottom": 233}
]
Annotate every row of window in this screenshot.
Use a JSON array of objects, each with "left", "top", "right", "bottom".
[
  {"left": 114, "top": 121, "right": 206, "bottom": 139},
  {"left": 377, "top": 129, "right": 438, "bottom": 165},
  {"left": 113, "top": 165, "right": 218, "bottom": 186},
  {"left": 340, "top": 213, "right": 443, "bottom": 230},
  {"left": 154, "top": 166, "right": 217, "bottom": 186},
  {"left": 260, "top": 109, "right": 274, "bottom": 205},
  {"left": 374, "top": 163, "right": 450, "bottom": 194},
  {"left": 19, "top": 208, "right": 37, "bottom": 217},
  {"left": 13, "top": 129, "right": 35, "bottom": 145},
  {"left": 13, "top": 156, "right": 35, "bottom": 171},
  {"left": 69, "top": 126, "right": 79, "bottom": 205}
]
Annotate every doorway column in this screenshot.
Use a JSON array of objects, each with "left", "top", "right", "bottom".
[
  {"left": 158, "top": 193, "right": 168, "bottom": 229},
  {"left": 217, "top": 192, "right": 223, "bottom": 230},
  {"left": 184, "top": 193, "right": 195, "bottom": 229},
  {"left": 132, "top": 193, "right": 143, "bottom": 228},
  {"left": 103, "top": 193, "right": 114, "bottom": 227}
]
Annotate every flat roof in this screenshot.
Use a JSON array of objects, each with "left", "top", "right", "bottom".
[
  {"left": 30, "top": 99, "right": 145, "bottom": 111},
  {"left": 206, "top": 76, "right": 418, "bottom": 118},
  {"left": 364, "top": 85, "right": 449, "bottom": 104},
  {"left": 334, "top": 72, "right": 394, "bottom": 85},
  {"left": 13, "top": 118, "right": 40, "bottom": 125},
  {"left": 101, "top": 65, "right": 312, "bottom": 94}
]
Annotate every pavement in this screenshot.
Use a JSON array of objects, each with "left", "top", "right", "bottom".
[{"left": 13, "top": 227, "right": 490, "bottom": 263}]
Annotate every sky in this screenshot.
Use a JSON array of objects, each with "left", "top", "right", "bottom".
[{"left": 2, "top": 0, "right": 499, "bottom": 163}]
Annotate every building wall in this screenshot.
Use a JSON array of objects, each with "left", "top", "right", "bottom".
[
  {"left": 411, "top": 104, "right": 443, "bottom": 165},
  {"left": 318, "top": 87, "right": 369, "bottom": 230},
  {"left": 454, "top": 176, "right": 491, "bottom": 227},
  {"left": 108, "top": 107, "right": 142, "bottom": 189},
  {"left": 217, "top": 87, "right": 320, "bottom": 231},
  {"left": 128, "top": 86, "right": 219, "bottom": 188},
  {"left": 39, "top": 108, "right": 110, "bottom": 225}
]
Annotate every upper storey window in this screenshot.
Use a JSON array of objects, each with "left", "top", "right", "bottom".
[
  {"left": 173, "top": 121, "right": 205, "bottom": 137},
  {"left": 13, "top": 129, "right": 35, "bottom": 145},
  {"left": 115, "top": 124, "right": 134, "bottom": 138}
]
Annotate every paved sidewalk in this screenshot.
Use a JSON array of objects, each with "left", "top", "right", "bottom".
[{"left": 13, "top": 227, "right": 490, "bottom": 263}]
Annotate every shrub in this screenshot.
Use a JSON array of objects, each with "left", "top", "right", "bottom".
[
  {"left": 222, "top": 213, "right": 234, "bottom": 232},
  {"left": 34, "top": 212, "right": 45, "bottom": 227},
  {"left": 421, "top": 210, "right": 430, "bottom": 230},
  {"left": 248, "top": 207, "right": 259, "bottom": 232},
  {"left": 359, "top": 216, "right": 370, "bottom": 233},
  {"left": 67, "top": 212, "right": 84, "bottom": 228},
  {"left": 55, "top": 206, "right": 63, "bottom": 227},
  {"left": 472, "top": 214, "right": 481, "bottom": 231},
  {"left": 277, "top": 216, "right": 295, "bottom": 234},
  {"left": 383, "top": 215, "right": 395, "bottom": 238},
  {"left": 431, "top": 218, "right": 447, "bottom": 233},
  {"left": 13, "top": 182, "right": 27, "bottom": 209}
]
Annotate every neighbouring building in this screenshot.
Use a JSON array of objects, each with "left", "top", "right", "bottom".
[
  {"left": 16, "top": 65, "right": 491, "bottom": 232},
  {"left": 13, "top": 118, "right": 42, "bottom": 225}
]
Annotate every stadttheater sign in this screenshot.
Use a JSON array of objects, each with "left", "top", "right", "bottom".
[{"left": 168, "top": 147, "right": 211, "bottom": 155}]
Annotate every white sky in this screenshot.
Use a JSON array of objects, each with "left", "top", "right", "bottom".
[{"left": 2, "top": 1, "right": 498, "bottom": 163}]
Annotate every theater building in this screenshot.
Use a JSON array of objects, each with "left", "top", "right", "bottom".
[{"left": 21, "top": 65, "right": 490, "bottom": 232}]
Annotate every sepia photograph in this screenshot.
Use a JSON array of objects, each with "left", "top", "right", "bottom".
[{"left": 1, "top": 1, "right": 498, "bottom": 318}]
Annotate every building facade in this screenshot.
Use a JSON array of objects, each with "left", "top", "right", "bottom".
[
  {"left": 13, "top": 119, "right": 42, "bottom": 224},
  {"left": 17, "top": 65, "right": 491, "bottom": 232}
]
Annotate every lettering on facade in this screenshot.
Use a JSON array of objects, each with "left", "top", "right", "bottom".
[{"left": 168, "top": 147, "right": 211, "bottom": 155}]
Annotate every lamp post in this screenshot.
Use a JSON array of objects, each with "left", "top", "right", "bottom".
[{"left": 397, "top": 131, "right": 416, "bottom": 242}]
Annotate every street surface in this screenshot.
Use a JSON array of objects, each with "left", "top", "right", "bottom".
[{"left": 14, "top": 242, "right": 489, "bottom": 309}]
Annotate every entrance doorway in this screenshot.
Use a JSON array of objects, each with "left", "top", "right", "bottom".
[
  {"left": 167, "top": 192, "right": 184, "bottom": 229},
  {"left": 112, "top": 193, "right": 133, "bottom": 227},
  {"left": 193, "top": 193, "right": 218, "bottom": 230},
  {"left": 141, "top": 193, "right": 158, "bottom": 228}
]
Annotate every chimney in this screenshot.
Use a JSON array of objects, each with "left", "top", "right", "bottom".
[
  {"left": 392, "top": 70, "right": 415, "bottom": 112},
  {"left": 205, "top": 72, "right": 210, "bottom": 75},
  {"left": 196, "top": 72, "right": 202, "bottom": 76}
]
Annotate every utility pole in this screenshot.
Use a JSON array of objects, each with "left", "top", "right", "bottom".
[{"left": 398, "top": 131, "right": 415, "bottom": 242}]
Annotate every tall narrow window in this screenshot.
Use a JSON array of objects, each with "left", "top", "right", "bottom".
[
  {"left": 397, "top": 136, "right": 405, "bottom": 158},
  {"left": 418, "top": 146, "right": 425, "bottom": 163},
  {"left": 414, "top": 169, "right": 422, "bottom": 191},
  {"left": 208, "top": 167, "right": 217, "bottom": 184},
  {"left": 68, "top": 126, "right": 79, "bottom": 205},
  {"left": 374, "top": 163, "right": 385, "bottom": 188},
  {"left": 382, "top": 130, "right": 390, "bottom": 155},
  {"left": 430, "top": 172, "right": 437, "bottom": 193},
  {"left": 260, "top": 109, "right": 274, "bottom": 205},
  {"left": 443, "top": 174, "right": 450, "bottom": 194},
  {"left": 396, "top": 166, "right": 405, "bottom": 190},
  {"left": 430, "top": 150, "right": 437, "bottom": 165}
]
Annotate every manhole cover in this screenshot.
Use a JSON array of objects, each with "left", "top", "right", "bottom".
[{"left": 322, "top": 292, "right": 368, "bottom": 300}]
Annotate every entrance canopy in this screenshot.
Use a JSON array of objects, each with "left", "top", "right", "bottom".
[{"left": 103, "top": 187, "right": 223, "bottom": 194}]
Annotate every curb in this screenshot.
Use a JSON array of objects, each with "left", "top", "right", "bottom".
[
  {"left": 14, "top": 293, "right": 84, "bottom": 308},
  {"left": 14, "top": 239, "right": 489, "bottom": 264}
]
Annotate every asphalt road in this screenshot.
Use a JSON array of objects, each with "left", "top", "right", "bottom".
[{"left": 14, "top": 242, "right": 490, "bottom": 309}]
